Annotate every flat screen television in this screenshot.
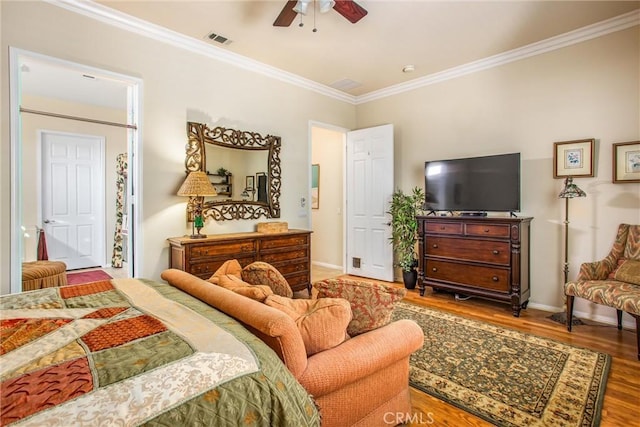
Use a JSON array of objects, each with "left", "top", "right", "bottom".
[{"left": 424, "top": 153, "right": 520, "bottom": 213}]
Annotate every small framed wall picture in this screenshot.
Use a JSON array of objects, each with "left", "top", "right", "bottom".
[
  {"left": 311, "top": 164, "right": 320, "bottom": 209},
  {"left": 553, "top": 138, "right": 595, "bottom": 178},
  {"left": 612, "top": 141, "right": 640, "bottom": 183},
  {"left": 245, "top": 175, "right": 255, "bottom": 190}
]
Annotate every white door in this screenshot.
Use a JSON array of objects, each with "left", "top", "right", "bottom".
[
  {"left": 346, "top": 124, "right": 394, "bottom": 281},
  {"left": 42, "top": 132, "right": 105, "bottom": 270}
]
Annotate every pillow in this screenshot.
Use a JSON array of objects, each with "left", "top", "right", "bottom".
[
  {"left": 218, "top": 274, "right": 273, "bottom": 302},
  {"left": 265, "top": 295, "right": 351, "bottom": 356},
  {"left": 208, "top": 259, "right": 243, "bottom": 284},
  {"left": 242, "top": 262, "right": 293, "bottom": 298},
  {"left": 612, "top": 259, "right": 640, "bottom": 286},
  {"left": 313, "top": 278, "right": 406, "bottom": 336},
  {"left": 207, "top": 260, "right": 273, "bottom": 302}
]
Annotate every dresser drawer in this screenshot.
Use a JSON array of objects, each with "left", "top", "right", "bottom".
[
  {"left": 426, "top": 259, "right": 510, "bottom": 292},
  {"left": 190, "top": 241, "right": 256, "bottom": 259},
  {"left": 286, "top": 272, "right": 310, "bottom": 291},
  {"left": 189, "top": 254, "right": 257, "bottom": 278},
  {"left": 260, "top": 234, "right": 309, "bottom": 250},
  {"left": 261, "top": 248, "right": 309, "bottom": 264},
  {"left": 425, "top": 221, "right": 463, "bottom": 235},
  {"left": 465, "top": 223, "right": 510, "bottom": 238},
  {"left": 426, "top": 237, "right": 510, "bottom": 265},
  {"left": 272, "top": 261, "right": 309, "bottom": 275}
]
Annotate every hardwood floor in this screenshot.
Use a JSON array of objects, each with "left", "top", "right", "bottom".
[{"left": 397, "top": 285, "right": 640, "bottom": 427}]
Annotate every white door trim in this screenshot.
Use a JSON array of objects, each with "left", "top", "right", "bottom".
[{"left": 8, "top": 47, "right": 143, "bottom": 294}]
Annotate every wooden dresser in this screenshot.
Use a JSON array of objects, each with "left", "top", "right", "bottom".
[
  {"left": 416, "top": 216, "right": 532, "bottom": 317},
  {"left": 167, "top": 229, "right": 312, "bottom": 293}
]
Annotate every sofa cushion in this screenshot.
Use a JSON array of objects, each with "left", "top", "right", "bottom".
[
  {"left": 265, "top": 295, "right": 351, "bottom": 356},
  {"left": 313, "top": 278, "right": 406, "bottom": 336},
  {"left": 242, "top": 262, "right": 293, "bottom": 298},
  {"left": 613, "top": 259, "right": 640, "bottom": 286},
  {"left": 208, "top": 259, "right": 273, "bottom": 302},
  {"left": 218, "top": 274, "right": 274, "bottom": 302},
  {"left": 208, "top": 259, "right": 243, "bottom": 284}
]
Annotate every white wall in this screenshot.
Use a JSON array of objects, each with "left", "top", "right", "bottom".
[
  {"left": 311, "top": 125, "right": 344, "bottom": 269},
  {"left": 0, "top": 1, "right": 356, "bottom": 294},
  {"left": 356, "top": 27, "right": 640, "bottom": 325}
]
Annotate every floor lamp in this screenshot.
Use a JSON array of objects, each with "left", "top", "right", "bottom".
[{"left": 549, "top": 176, "right": 586, "bottom": 324}]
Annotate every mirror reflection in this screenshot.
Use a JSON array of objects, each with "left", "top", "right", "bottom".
[
  {"left": 186, "top": 122, "right": 281, "bottom": 221},
  {"left": 204, "top": 144, "right": 269, "bottom": 203}
]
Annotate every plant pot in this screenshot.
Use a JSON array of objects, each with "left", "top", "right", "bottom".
[{"left": 402, "top": 269, "right": 418, "bottom": 290}]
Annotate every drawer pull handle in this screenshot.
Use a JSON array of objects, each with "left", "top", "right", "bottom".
[
  {"left": 492, "top": 276, "right": 499, "bottom": 282},
  {"left": 484, "top": 228, "right": 490, "bottom": 233},
  {"left": 432, "top": 267, "right": 438, "bottom": 272},
  {"left": 493, "top": 250, "right": 500, "bottom": 255},
  {"left": 432, "top": 244, "right": 438, "bottom": 248},
  {"left": 440, "top": 226, "right": 446, "bottom": 230}
]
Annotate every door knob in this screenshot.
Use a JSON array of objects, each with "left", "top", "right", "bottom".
[{"left": 43, "top": 219, "right": 56, "bottom": 224}]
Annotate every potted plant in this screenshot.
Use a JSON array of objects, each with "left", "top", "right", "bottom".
[{"left": 388, "top": 187, "right": 425, "bottom": 289}]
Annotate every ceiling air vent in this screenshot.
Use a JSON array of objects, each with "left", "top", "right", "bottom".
[
  {"left": 206, "top": 32, "right": 232, "bottom": 46},
  {"left": 330, "top": 78, "right": 362, "bottom": 91}
]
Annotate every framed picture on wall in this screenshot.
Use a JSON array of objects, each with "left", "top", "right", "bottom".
[
  {"left": 553, "top": 138, "right": 595, "bottom": 178},
  {"left": 311, "top": 164, "right": 319, "bottom": 209},
  {"left": 245, "top": 175, "right": 255, "bottom": 190},
  {"left": 612, "top": 141, "right": 640, "bottom": 183}
]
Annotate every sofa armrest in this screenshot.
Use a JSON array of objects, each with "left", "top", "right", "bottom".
[
  {"left": 297, "top": 319, "right": 423, "bottom": 397},
  {"left": 161, "top": 269, "right": 309, "bottom": 377},
  {"left": 577, "top": 260, "right": 610, "bottom": 281}
]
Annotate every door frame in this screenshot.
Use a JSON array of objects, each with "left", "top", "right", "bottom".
[
  {"left": 39, "top": 130, "right": 107, "bottom": 269},
  {"left": 308, "top": 121, "right": 348, "bottom": 273},
  {"left": 9, "top": 47, "right": 143, "bottom": 294}
]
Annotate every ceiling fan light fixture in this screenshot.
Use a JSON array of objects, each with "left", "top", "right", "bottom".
[
  {"left": 319, "top": 0, "right": 335, "bottom": 13},
  {"left": 293, "top": 0, "right": 311, "bottom": 15}
]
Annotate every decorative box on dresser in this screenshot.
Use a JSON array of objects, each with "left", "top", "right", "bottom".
[
  {"left": 167, "top": 229, "right": 312, "bottom": 293},
  {"left": 416, "top": 216, "right": 533, "bottom": 317}
]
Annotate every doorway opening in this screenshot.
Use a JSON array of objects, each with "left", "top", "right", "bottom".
[{"left": 9, "top": 48, "right": 142, "bottom": 294}]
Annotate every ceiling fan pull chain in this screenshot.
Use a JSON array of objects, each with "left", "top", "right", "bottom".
[{"left": 312, "top": 0, "right": 318, "bottom": 32}]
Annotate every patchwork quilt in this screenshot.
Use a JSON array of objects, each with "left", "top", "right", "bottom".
[{"left": 1, "top": 278, "right": 320, "bottom": 426}]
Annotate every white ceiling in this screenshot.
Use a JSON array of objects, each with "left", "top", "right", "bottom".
[
  {"left": 19, "top": 1, "right": 639, "bottom": 108},
  {"left": 98, "top": 0, "right": 639, "bottom": 95}
]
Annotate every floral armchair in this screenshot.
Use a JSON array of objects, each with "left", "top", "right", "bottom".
[{"left": 565, "top": 224, "right": 640, "bottom": 359}]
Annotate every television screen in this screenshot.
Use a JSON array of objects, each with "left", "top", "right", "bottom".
[{"left": 424, "top": 153, "right": 520, "bottom": 213}]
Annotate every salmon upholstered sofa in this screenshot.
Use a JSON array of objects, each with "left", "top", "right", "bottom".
[{"left": 161, "top": 269, "right": 424, "bottom": 427}]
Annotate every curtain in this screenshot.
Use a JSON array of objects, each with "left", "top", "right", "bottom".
[
  {"left": 111, "top": 153, "right": 127, "bottom": 268},
  {"left": 37, "top": 228, "right": 49, "bottom": 261}
]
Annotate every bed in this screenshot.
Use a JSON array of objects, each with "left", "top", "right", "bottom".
[{"left": 0, "top": 278, "right": 320, "bottom": 426}]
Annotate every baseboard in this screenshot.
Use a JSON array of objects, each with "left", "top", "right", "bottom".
[
  {"left": 528, "top": 302, "right": 636, "bottom": 330},
  {"left": 311, "top": 261, "right": 343, "bottom": 271}
]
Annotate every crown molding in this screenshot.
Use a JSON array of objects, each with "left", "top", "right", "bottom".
[
  {"left": 47, "top": 1, "right": 638, "bottom": 106},
  {"left": 356, "top": 9, "right": 639, "bottom": 104},
  {"left": 46, "top": 0, "right": 357, "bottom": 104}
]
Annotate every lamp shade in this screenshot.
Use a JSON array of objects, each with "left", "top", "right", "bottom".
[
  {"left": 558, "top": 177, "right": 586, "bottom": 199},
  {"left": 177, "top": 171, "right": 217, "bottom": 197}
]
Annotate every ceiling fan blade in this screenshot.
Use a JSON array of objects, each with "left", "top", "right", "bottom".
[
  {"left": 333, "top": 0, "right": 368, "bottom": 24},
  {"left": 273, "top": 0, "right": 298, "bottom": 27}
]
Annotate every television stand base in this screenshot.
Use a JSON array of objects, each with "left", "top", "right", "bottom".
[{"left": 460, "top": 211, "right": 487, "bottom": 217}]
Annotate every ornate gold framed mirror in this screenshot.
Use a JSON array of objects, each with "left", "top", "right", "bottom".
[{"left": 185, "top": 122, "right": 281, "bottom": 221}]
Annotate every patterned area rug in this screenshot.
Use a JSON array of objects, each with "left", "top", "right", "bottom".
[
  {"left": 66, "top": 270, "right": 113, "bottom": 285},
  {"left": 392, "top": 302, "right": 610, "bottom": 427}
]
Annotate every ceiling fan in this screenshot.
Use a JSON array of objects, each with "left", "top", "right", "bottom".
[{"left": 273, "top": 0, "right": 368, "bottom": 27}]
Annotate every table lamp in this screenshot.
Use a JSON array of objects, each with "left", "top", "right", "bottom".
[{"left": 177, "top": 171, "right": 217, "bottom": 238}]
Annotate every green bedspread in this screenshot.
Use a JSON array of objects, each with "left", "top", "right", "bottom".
[{"left": 0, "top": 278, "right": 320, "bottom": 426}]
